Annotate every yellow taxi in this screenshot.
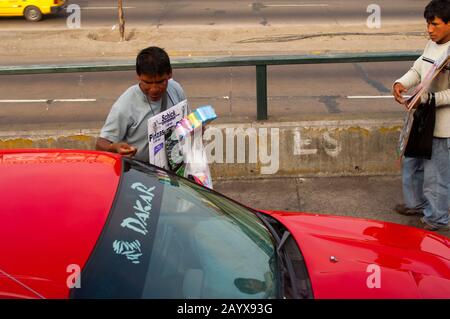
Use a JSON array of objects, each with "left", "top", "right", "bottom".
[{"left": 0, "top": 0, "right": 66, "bottom": 21}]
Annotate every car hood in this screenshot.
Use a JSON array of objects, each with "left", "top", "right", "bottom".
[
  {"left": 0, "top": 150, "right": 122, "bottom": 298},
  {"left": 264, "top": 211, "right": 450, "bottom": 299}
]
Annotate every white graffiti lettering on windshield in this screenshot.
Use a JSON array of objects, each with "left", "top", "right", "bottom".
[
  {"left": 120, "top": 183, "right": 156, "bottom": 235},
  {"left": 113, "top": 240, "right": 142, "bottom": 264},
  {"left": 113, "top": 182, "right": 156, "bottom": 264}
]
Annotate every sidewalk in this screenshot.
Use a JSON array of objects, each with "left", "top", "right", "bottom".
[
  {"left": 0, "top": 23, "right": 428, "bottom": 64},
  {"left": 215, "top": 175, "right": 450, "bottom": 238}
]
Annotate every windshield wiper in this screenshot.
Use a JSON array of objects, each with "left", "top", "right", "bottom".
[
  {"left": 277, "top": 231, "right": 302, "bottom": 298},
  {"left": 256, "top": 213, "right": 301, "bottom": 299}
]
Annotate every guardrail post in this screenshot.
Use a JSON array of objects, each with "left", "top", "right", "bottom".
[{"left": 256, "top": 65, "right": 268, "bottom": 121}]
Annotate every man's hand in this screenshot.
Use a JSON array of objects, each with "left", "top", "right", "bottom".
[
  {"left": 393, "top": 82, "right": 408, "bottom": 105},
  {"left": 110, "top": 142, "right": 137, "bottom": 157},
  {"left": 96, "top": 137, "right": 137, "bottom": 157}
]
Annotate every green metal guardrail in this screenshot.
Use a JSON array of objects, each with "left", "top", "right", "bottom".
[{"left": 0, "top": 51, "right": 421, "bottom": 120}]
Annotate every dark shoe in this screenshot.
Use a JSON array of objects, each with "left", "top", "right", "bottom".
[
  {"left": 420, "top": 217, "right": 450, "bottom": 231},
  {"left": 394, "top": 204, "right": 423, "bottom": 216}
]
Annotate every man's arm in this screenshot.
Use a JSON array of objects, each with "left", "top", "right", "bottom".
[
  {"left": 392, "top": 55, "right": 424, "bottom": 105},
  {"left": 435, "top": 88, "right": 450, "bottom": 106},
  {"left": 96, "top": 137, "right": 137, "bottom": 157},
  {"left": 97, "top": 93, "right": 138, "bottom": 157}
]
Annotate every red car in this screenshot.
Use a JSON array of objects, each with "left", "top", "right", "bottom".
[{"left": 0, "top": 149, "right": 449, "bottom": 299}]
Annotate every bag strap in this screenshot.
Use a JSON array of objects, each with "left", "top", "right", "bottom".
[
  {"left": 429, "top": 92, "right": 436, "bottom": 107},
  {"left": 160, "top": 83, "right": 176, "bottom": 112},
  {"left": 161, "top": 93, "right": 168, "bottom": 112}
]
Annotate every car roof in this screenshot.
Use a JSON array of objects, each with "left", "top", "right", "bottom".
[{"left": 0, "top": 149, "right": 122, "bottom": 298}]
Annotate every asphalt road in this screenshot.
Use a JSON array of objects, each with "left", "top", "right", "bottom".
[
  {"left": 0, "top": 0, "right": 428, "bottom": 29},
  {"left": 0, "top": 61, "right": 411, "bottom": 130}
]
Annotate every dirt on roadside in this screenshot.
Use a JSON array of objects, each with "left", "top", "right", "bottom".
[{"left": 1, "top": 23, "right": 429, "bottom": 65}]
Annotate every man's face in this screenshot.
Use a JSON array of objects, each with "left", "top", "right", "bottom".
[
  {"left": 427, "top": 17, "right": 450, "bottom": 44},
  {"left": 138, "top": 72, "right": 172, "bottom": 102}
]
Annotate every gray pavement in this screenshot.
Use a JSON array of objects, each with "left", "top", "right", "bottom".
[
  {"left": 0, "top": 0, "right": 427, "bottom": 30},
  {"left": 214, "top": 175, "right": 450, "bottom": 238},
  {"left": 0, "top": 62, "right": 410, "bottom": 132}
]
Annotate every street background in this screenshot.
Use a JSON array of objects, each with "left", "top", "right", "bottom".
[{"left": 1, "top": 0, "right": 449, "bottom": 237}]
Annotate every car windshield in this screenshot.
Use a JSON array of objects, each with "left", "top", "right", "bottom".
[{"left": 71, "top": 159, "right": 279, "bottom": 299}]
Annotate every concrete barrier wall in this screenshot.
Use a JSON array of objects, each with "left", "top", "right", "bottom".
[{"left": 0, "top": 118, "right": 404, "bottom": 178}]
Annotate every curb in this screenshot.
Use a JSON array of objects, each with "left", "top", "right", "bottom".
[{"left": 0, "top": 117, "right": 404, "bottom": 178}]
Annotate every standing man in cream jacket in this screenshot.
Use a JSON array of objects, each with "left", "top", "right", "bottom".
[{"left": 392, "top": 0, "right": 450, "bottom": 231}]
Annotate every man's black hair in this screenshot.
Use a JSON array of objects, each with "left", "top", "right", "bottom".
[
  {"left": 136, "top": 46, "right": 172, "bottom": 76},
  {"left": 424, "top": 0, "right": 450, "bottom": 23}
]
